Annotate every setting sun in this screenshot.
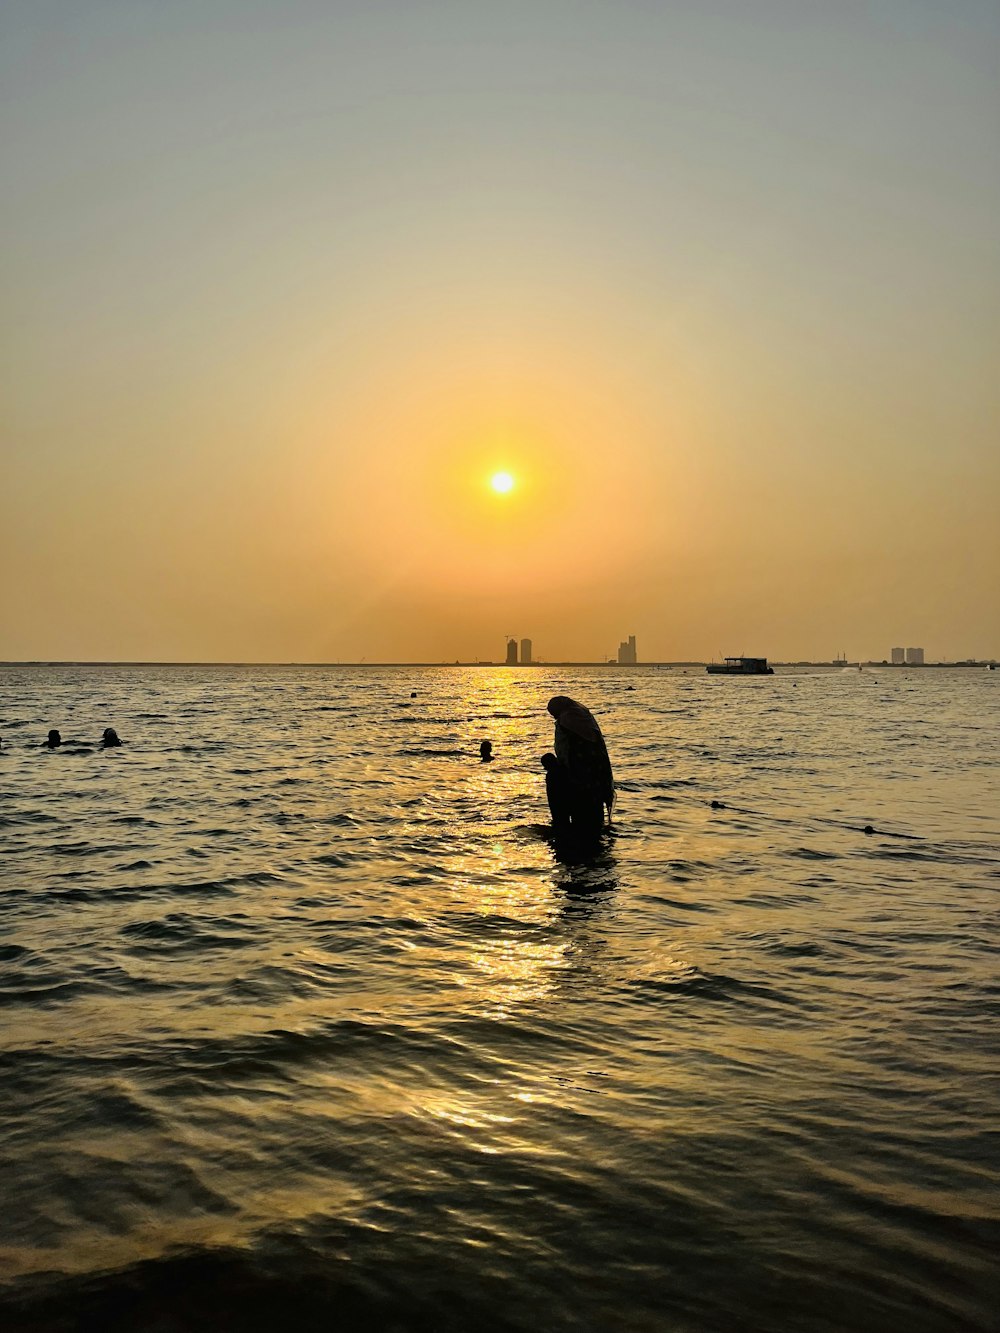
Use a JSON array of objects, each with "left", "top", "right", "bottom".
[{"left": 490, "top": 471, "right": 515, "bottom": 495}]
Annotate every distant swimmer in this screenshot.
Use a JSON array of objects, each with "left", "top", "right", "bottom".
[
  {"left": 479, "top": 739, "right": 494, "bottom": 763},
  {"left": 545, "top": 696, "right": 615, "bottom": 837},
  {"left": 101, "top": 728, "right": 122, "bottom": 748},
  {"left": 46, "top": 729, "right": 61, "bottom": 749}
]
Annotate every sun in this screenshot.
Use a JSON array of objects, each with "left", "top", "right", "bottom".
[{"left": 490, "top": 470, "right": 515, "bottom": 495}]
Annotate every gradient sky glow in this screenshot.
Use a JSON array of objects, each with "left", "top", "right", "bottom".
[{"left": 3, "top": 1, "right": 998, "bottom": 662}]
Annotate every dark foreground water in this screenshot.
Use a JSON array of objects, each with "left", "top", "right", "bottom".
[{"left": 1, "top": 665, "right": 998, "bottom": 1332}]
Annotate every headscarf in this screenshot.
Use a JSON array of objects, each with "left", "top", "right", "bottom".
[{"left": 546, "top": 696, "right": 604, "bottom": 744}]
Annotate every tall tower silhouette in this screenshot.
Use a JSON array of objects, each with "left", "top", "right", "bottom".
[{"left": 617, "top": 634, "right": 637, "bottom": 664}]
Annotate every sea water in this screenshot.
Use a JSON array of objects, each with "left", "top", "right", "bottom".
[{"left": 1, "top": 664, "right": 997, "bottom": 1331}]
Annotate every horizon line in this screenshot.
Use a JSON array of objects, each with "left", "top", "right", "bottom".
[{"left": 1, "top": 659, "right": 996, "bottom": 669}]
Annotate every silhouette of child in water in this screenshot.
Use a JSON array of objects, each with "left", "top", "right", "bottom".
[{"left": 540, "top": 753, "right": 572, "bottom": 832}]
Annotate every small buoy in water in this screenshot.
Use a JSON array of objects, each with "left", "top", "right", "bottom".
[
  {"left": 711, "top": 800, "right": 726, "bottom": 810},
  {"left": 863, "top": 825, "right": 875, "bottom": 835}
]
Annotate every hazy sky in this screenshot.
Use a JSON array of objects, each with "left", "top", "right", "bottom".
[{"left": 3, "top": 0, "right": 998, "bottom": 662}]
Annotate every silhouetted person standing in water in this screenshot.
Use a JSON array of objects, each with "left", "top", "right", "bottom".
[
  {"left": 540, "top": 753, "right": 572, "bottom": 832},
  {"left": 545, "top": 696, "right": 614, "bottom": 838},
  {"left": 479, "top": 740, "right": 494, "bottom": 762},
  {"left": 46, "top": 729, "right": 61, "bottom": 749}
]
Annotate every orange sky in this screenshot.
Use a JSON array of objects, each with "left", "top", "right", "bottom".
[{"left": 3, "top": 3, "right": 998, "bottom": 662}]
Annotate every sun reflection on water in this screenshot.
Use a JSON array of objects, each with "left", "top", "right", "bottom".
[{"left": 460, "top": 933, "right": 571, "bottom": 1015}]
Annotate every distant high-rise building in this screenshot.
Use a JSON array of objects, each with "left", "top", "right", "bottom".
[
  {"left": 520, "top": 638, "right": 532, "bottom": 665},
  {"left": 891, "top": 647, "right": 905, "bottom": 664},
  {"left": 617, "top": 634, "right": 637, "bottom": 665},
  {"left": 906, "top": 647, "right": 924, "bottom": 665},
  {"left": 505, "top": 638, "right": 518, "bottom": 665}
]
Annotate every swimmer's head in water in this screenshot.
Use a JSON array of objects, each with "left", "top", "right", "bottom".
[
  {"left": 47, "top": 729, "right": 61, "bottom": 748},
  {"left": 479, "top": 740, "right": 493, "bottom": 760},
  {"left": 102, "top": 728, "right": 122, "bottom": 747}
]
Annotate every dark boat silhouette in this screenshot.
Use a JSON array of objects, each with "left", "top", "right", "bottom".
[{"left": 706, "top": 656, "right": 774, "bottom": 675}]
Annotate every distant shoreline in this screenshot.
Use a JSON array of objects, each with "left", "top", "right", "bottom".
[{"left": 1, "top": 660, "right": 996, "bottom": 670}]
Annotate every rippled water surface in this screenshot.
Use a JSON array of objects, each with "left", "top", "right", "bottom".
[{"left": 1, "top": 664, "right": 998, "bottom": 1332}]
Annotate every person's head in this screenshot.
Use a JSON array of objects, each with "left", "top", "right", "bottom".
[
  {"left": 540, "top": 753, "right": 559, "bottom": 772},
  {"left": 102, "top": 727, "right": 121, "bottom": 747},
  {"left": 479, "top": 739, "right": 493, "bottom": 760},
  {"left": 546, "top": 695, "right": 602, "bottom": 743},
  {"left": 47, "top": 729, "right": 61, "bottom": 748},
  {"left": 547, "top": 696, "right": 574, "bottom": 718}
]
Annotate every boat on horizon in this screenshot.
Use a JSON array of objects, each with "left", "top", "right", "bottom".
[{"left": 706, "top": 657, "right": 774, "bottom": 676}]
